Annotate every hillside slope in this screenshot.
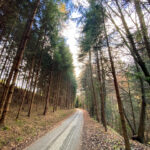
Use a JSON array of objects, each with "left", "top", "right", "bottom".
[{"left": 82, "top": 111, "right": 149, "bottom": 150}]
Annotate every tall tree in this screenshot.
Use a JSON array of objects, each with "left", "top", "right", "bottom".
[{"left": 0, "top": 0, "right": 40, "bottom": 124}]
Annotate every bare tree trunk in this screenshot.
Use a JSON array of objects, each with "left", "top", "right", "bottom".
[
  {"left": 58, "top": 79, "right": 62, "bottom": 108},
  {"left": 126, "top": 76, "right": 136, "bottom": 132},
  {"left": 15, "top": 69, "right": 27, "bottom": 105},
  {"left": 16, "top": 32, "right": 42, "bottom": 119},
  {"left": 53, "top": 74, "right": 58, "bottom": 112},
  {"left": 100, "top": 51, "right": 106, "bottom": 105},
  {"left": 104, "top": 14, "right": 131, "bottom": 149},
  {"left": 65, "top": 81, "right": 69, "bottom": 109},
  {"left": 0, "top": 0, "right": 40, "bottom": 125},
  {"left": 43, "top": 72, "right": 52, "bottom": 115},
  {"left": 54, "top": 73, "right": 61, "bottom": 111},
  {"left": 28, "top": 50, "right": 43, "bottom": 117},
  {"left": 89, "top": 50, "right": 100, "bottom": 122},
  {"left": 66, "top": 82, "right": 70, "bottom": 109},
  {"left": 95, "top": 49, "right": 107, "bottom": 131},
  {"left": 51, "top": 78, "right": 55, "bottom": 110},
  {"left": 123, "top": 108, "right": 136, "bottom": 136},
  {"left": 107, "top": 43, "right": 131, "bottom": 150},
  {"left": 16, "top": 67, "right": 32, "bottom": 119},
  {"left": 136, "top": 64, "right": 146, "bottom": 143}
]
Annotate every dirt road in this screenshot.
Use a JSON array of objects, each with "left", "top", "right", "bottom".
[{"left": 25, "top": 109, "right": 83, "bottom": 150}]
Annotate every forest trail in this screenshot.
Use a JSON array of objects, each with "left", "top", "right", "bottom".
[
  {"left": 25, "top": 109, "right": 83, "bottom": 150},
  {"left": 0, "top": 1, "right": 150, "bottom": 149}
]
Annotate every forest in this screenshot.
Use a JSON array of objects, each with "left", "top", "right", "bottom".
[
  {"left": 79, "top": 0, "right": 150, "bottom": 149},
  {"left": 0, "top": 0, "right": 150, "bottom": 150},
  {"left": 0, "top": 0, "right": 76, "bottom": 125}
]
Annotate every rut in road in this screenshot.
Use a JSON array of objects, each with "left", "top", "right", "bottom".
[{"left": 25, "top": 110, "right": 83, "bottom": 150}]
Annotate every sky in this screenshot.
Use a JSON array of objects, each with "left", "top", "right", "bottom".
[
  {"left": 61, "top": 0, "right": 89, "bottom": 78},
  {"left": 61, "top": 11, "right": 82, "bottom": 78},
  {"left": 61, "top": 0, "right": 150, "bottom": 82}
]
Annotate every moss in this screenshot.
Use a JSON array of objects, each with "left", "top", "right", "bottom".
[
  {"left": 2, "top": 126, "right": 9, "bottom": 131},
  {"left": 16, "top": 136, "right": 23, "bottom": 142}
]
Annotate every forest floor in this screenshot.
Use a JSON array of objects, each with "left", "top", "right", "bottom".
[
  {"left": 82, "top": 110, "right": 150, "bottom": 150},
  {"left": 0, "top": 105, "right": 75, "bottom": 150}
]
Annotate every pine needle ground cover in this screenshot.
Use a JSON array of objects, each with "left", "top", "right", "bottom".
[
  {"left": 0, "top": 106, "right": 75, "bottom": 150},
  {"left": 82, "top": 111, "right": 149, "bottom": 150}
]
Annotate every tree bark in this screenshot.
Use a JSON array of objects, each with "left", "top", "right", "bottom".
[
  {"left": 55, "top": 73, "right": 62, "bottom": 111},
  {"left": 136, "top": 64, "right": 146, "bottom": 143},
  {"left": 126, "top": 75, "right": 136, "bottom": 132},
  {"left": 0, "top": 0, "right": 40, "bottom": 125},
  {"left": 123, "top": 107, "right": 136, "bottom": 136},
  {"left": 95, "top": 49, "right": 107, "bottom": 131},
  {"left": 28, "top": 50, "right": 43, "bottom": 117},
  {"left": 53, "top": 73, "right": 59, "bottom": 112},
  {"left": 16, "top": 66, "right": 32, "bottom": 119},
  {"left": 43, "top": 72, "right": 52, "bottom": 115},
  {"left": 16, "top": 31, "right": 43, "bottom": 119},
  {"left": 89, "top": 50, "right": 100, "bottom": 122},
  {"left": 134, "top": 0, "right": 150, "bottom": 58},
  {"left": 104, "top": 14, "right": 131, "bottom": 149}
]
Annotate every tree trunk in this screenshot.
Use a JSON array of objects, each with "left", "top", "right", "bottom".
[
  {"left": 16, "top": 66, "right": 32, "bottom": 119},
  {"left": 126, "top": 76, "right": 136, "bottom": 132},
  {"left": 100, "top": 51, "right": 106, "bottom": 106},
  {"left": 104, "top": 13, "right": 131, "bottom": 149},
  {"left": 123, "top": 107, "right": 136, "bottom": 136},
  {"left": 65, "top": 81, "right": 68, "bottom": 109},
  {"left": 89, "top": 50, "right": 100, "bottom": 122},
  {"left": 28, "top": 50, "right": 43, "bottom": 117},
  {"left": 16, "top": 32, "right": 42, "bottom": 119},
  {"left": 134, "top": 0, "right": 150, "bottom": 58},
  {"left": 95, "top": 49, "right": 107, "bottom": 131},
  {"left": 55, "top": 73, "right": 61, "bottom": 111},
  {"left": 136, "top": 64, "right": 146, "bottom": 143},
  {"left": 107, "top": 42, "right": 131, "bottom": 150},
  {"left": 43, "top": 72, "right": 52, "bottom": 115},
  {"left": 53, "top": 74, "right": 59, "bottom": 112},
  {"left": 0, "top": 0, "right": 40, "bottom": 125}
]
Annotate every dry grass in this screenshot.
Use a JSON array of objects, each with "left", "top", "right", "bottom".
[{"left": 0, "top": 105, "right": 75, "bottom": 150}]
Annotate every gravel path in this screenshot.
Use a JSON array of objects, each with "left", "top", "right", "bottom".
[{"left": 24, "top": 109, "right": 83, "bottom": 150}]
